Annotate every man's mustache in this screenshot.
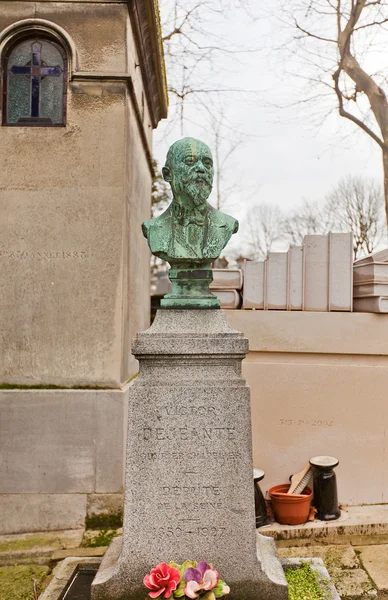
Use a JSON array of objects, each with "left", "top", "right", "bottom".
[{"left": 185, "top": 174, "right": 213, "bottom": 186}]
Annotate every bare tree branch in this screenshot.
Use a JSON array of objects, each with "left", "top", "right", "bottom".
[
  {"left": 276, "top": 0, "right": 388, "bottom": 227},
  {"left": 332, "top": 67, "right": 385, "bottom": 148},
  {"left": 243, "top": 202, "right": 283, "bottom": 259},
  {"left": 294, "top": 18, "right": 337, "bottom": 41}
]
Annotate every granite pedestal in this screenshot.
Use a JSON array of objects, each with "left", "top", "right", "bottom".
[{"left": 91, "top": 309, "right": 287, "bottom": 600}]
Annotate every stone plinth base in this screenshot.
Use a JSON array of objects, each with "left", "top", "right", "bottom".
[
  {"left": 94, "top": 534, "right": 287, "bottom": 600},
  {"left": 91, "top": 310, "right": 287, "bottom": 600}
]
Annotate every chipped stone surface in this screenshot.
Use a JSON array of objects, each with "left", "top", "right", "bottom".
[{"left": 356, "top": 544, "right": 388, "bottom": 591}]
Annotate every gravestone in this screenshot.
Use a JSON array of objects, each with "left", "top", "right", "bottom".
[{"left": 92, "top": 138, "right": 287, "bottom": 600}]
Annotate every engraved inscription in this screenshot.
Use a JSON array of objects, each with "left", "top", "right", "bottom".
[
  {"left": 160, "top": 405, "right": 218, "bottom": 417},
  {"left": 140, "top": 426, "right": 235, "bottom": 441},
  {"left": 279, "top": 419, "right": 334, "bottom": 427},
  {"left": 138, "top": 399, "right": 240, "bottom": 537},
  {"left": 157, "top": 524, "right": 226, "bottom": 539},
  {"left": 140, "top": 449, "right": 242, "bottom": 461},
  {"left": 157, "top": 500, "right": 223, "bottom": 511},
  {"left": 0, "top": 250, "right": 89, "bottom": 260},
  {"left": 162, "top": 485, "right": 221, "bottom": 496}
]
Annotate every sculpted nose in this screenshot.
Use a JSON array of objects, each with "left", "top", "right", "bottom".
[{"left": 195, "top": 160, "right": 205, "bottom": 172}]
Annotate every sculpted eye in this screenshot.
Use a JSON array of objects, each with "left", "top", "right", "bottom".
[
  {"left": 184, "top": 157, "right": 195, "bottom": 165},
  {"left": 204, "top": 159, "right": 213, "bottom": 168}
]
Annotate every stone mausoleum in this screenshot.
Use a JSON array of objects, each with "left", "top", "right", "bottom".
[{"left": 0, "top": 0, "right": 167, "bottom": 533}]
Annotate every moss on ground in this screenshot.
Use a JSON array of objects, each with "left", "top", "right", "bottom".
[
  {"left": 81, "top": 529, "right": 118, "bottom": 547},
  {"left": 0, "top": 533, "right": 62, "bottom": 553},
  {"left": 285, "top": 563, "right": 328, "bottom": 600},
  {"left": 0, "top": 565, "right": 50, "bottom": 600}
]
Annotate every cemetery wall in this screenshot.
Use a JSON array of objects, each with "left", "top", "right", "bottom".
[{"left": 226, "top": 310, "right": 388, "bottom": 506}]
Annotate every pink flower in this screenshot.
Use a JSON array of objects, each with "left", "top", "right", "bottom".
[
  {"left": 184, "top": 562, "right": 219, "bottom": 599},
  {"left": 144, "top": 563, "right": 181, "bottom": 598}
]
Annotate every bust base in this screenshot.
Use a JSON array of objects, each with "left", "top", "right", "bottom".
[
  {"left": 162, "top": 264, "right": 220, "bottom": 309},
  {"left": 161, "top": 296, "right": 220, "bottom": 309}
]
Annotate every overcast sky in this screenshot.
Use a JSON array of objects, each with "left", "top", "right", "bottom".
[{"left": 153, "top": 0, "right": 385, "bottom": 256}]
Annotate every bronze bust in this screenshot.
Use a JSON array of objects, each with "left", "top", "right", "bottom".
[{"left": 142, "top": 137, "right": 239, "bottom": 308}]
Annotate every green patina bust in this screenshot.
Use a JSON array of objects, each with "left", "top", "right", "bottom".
[{"left": 142, "top": 138, "right": 239, "bottom": 308}]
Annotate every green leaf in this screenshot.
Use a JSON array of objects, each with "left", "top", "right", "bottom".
[
  {"left": 173, "top": 580, "right": 186, "bottom": 598},
  {"left": 201, "top": 592, "right": 216, "bottom": 600},
  {"left": 179, "top": 560, "right": 196, "bottom": 577},
  {"left": 213, "top": 581, "right": 230, "bottom": 598}
]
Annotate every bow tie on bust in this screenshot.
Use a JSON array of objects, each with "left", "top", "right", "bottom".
[{"left": 173, "top": 202, "right": 207, "bottom": 227}]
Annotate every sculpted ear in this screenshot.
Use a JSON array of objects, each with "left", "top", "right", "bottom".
[{"left": 162, "top": 166, "right": 172, "bottom": 182}]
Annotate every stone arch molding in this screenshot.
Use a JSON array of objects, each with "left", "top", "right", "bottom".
[{"left": 0, "top": 19, "right": 79, "bottom": 73}]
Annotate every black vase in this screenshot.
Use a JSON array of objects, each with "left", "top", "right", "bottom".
[
  {"left": 310, "top": 456, "right": 341, "bottom": 521},
  {"left": 253, "top": 468, "right": 270, "bottom": 527}
]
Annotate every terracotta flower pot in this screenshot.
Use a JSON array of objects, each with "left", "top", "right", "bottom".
[{"left": 269, "top": 484, "right": 312, "bottom": 525}]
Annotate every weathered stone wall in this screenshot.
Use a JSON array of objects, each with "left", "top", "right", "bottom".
[
  {"left": 0, "top": 385, "right": 129, "bottom": 534},
  {"left": 0, "top": 0, "right": 164, "bottom": 532},
  {"left": 0, "top": 1, "right": 153, "bottom": 386},
  {"left": 226, "top": 311, "right": 388, "bottom": 506}
]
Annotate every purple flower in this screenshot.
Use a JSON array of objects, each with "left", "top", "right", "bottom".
[{"left": 184, "top": 562, "right": 219, "bottom": 599}]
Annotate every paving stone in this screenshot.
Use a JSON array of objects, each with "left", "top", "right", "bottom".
[
  {"left": 278, "top": 544, "right": 360, "bottom": 572},
  {"left": 356, "top": 545, "right": 388, "bottom": 591},
  {"left": 329, "top": 567, "right": 377, "bottom": 599}
]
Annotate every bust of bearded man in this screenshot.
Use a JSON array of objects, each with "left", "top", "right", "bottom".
[{"left": 142, "top": 137, "right": 238, "bottom": 263}]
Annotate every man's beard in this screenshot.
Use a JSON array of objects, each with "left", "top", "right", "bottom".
[{"left": 185, "top": 177, "right": 212, "bottom": 206}]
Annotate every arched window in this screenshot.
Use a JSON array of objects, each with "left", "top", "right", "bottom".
[{"left": 2, "top": 35, "right": 67, "bottom": 126}]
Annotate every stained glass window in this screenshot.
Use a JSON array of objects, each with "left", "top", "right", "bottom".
[{"left": 3, "top": 36, "right": 67, "bottom": 126}]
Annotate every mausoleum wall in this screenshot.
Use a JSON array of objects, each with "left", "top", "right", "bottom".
[
  {"left": 226, "top": 310, "right": 388, "bottom": 506},
  {"left": 0, "top": 1, "right": 156, "bottom": 387},
  {"left": 0, "top": 0, "right": 166, "bottom": 532}
]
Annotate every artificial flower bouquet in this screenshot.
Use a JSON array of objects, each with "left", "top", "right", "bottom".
[{"left": 144, "top": 560, "right": 230, "bottom": 600}]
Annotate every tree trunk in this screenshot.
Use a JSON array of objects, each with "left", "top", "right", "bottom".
[{"left": 383, "top": 145, "right": 388, "bottom": 231}]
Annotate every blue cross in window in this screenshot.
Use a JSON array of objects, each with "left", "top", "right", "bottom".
[{"left": 10, "top": 41, "right": 62, "bottom": 118}]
